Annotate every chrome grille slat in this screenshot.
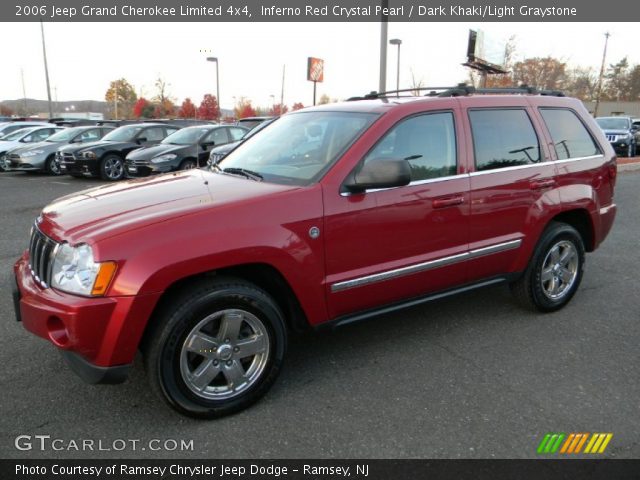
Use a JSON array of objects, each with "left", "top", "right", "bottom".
[{"left": 28, "top": 225, "right": 59, "bottom": 288}]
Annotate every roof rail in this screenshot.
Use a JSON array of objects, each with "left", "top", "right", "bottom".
[{"left": 347, "top": 84, "right": 565, "bottom": 101}]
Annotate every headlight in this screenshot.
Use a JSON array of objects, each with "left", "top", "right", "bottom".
[
  {"left": 51, "top": 243, "right": 116, "bottom": 296},
  {"left": 83, "top": 151, "right": 97, "bottom": 159},
  {"left": 22, "top": 150, "right": 44, "bottom": 157},
  {"left": 150, "top": 153, "right": 177, "bottom": 163}
]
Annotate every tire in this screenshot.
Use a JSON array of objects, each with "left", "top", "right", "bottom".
[
  {"left": 100, "top": 154, "right": 125, "bottom": 181},
  {"left": 179, "top": 158, "right": 197, "bottom": 170},
  {"left": 143, "top": 276, "right": 287, "bottom": 418},
  {"left": 0, "top": 155, "right": 6, "bottom": 172},
  {"left": 44, "top": 154, "right": 62, "bottom": 176},
  {"left": 510, "top": 222, "right": 585, "bottom": 312}
]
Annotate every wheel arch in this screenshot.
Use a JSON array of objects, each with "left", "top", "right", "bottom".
[{"left": 550, "top": 208, "right": 595, "bottom": 252}]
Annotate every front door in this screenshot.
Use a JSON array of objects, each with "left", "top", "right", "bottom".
[{"left": 323, "top": 110, "right": 471, "bottom": 319}]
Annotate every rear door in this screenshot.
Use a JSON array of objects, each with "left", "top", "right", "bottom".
[
  {"left": 323, "top": 109, "right": 471, "bottom": 319},
  {"left": 463, "top": 99, "right": 560, "bottom": 282}
]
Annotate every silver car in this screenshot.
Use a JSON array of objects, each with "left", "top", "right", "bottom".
[
  {"left": 0, "top": 126, "right": 63, "bottom": 172},
  {"left": 6, "top": 126, "right": 113, "bottom": 175}
]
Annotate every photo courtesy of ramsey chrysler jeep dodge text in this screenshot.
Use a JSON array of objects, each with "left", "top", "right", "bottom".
[{"left": 13, "top": 85, "right": 617, "bottom": 418}]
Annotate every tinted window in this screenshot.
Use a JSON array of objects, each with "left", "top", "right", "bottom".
[
  {"left": 469, "top": 109, "right": 541, "bottom": 171},
  {"left": 78, "top": 129, "right": 101, "bottom": 142},
  {"left": 540, "top": 109, "right": 601, "bottom": 160},
  {"left": 364, "top": 112, "right": 457, "bottom": 181},
  {"left": 32, "top": 128, "right": 57, "bottom": 141},
  {"left": 165, "top": 127, "right": 180, "bottom": 136},
  {"left": 228, "top": 127, "right": 247, "bottom": 141}
]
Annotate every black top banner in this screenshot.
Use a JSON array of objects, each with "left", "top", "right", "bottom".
[{"left": 5, "top": 0, "right": 640, "bottom": 22}]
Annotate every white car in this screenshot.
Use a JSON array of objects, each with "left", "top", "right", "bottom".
[
  {"left": 0, "top": 121, "right": 54, "bottom": 137},
  {"left": 0, "top": 126, "right": 63, "bottom": 171}
]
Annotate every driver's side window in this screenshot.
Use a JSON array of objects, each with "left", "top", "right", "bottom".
[{"left": 363, "top": 112, "right": 457, "bottom": 181}]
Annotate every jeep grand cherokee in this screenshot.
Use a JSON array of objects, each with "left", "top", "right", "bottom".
[{"left": 13, "top": 86, "right": 617, "bottom": 418}]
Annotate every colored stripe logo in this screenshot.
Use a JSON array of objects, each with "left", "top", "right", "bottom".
[{"left": 537, "top": 433, "right": 613, "bottom": 454}]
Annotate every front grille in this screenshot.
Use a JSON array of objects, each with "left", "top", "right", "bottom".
[
  {"left": 60, "top": 152, "right": 76, "bottom": 163},
  {"left": 606, "top": 134, "right": 618, "bottom": 142},
  {"left": 28, "top": 226, "right": 58, "bottom": 288}
]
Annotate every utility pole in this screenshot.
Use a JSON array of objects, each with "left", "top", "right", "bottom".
[
  {"left": 20, "top": 69, "right": 27, "bottom": 115},
  {"left": 40, "top": 21, "right": 54, "bottom": 119},
  {"left": 114, "top": 81, "right": 118, "bottom": 120},
  {"left": 378, "top": 0, "right": 389, "bottom": 93},
  {"left": 594, "top": 32, "right": 610, "bottom": 118},
  {"left": 280, "top": 64, "right": 285, "bottom": 112}
]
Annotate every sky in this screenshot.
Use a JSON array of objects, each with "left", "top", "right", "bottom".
[{"left": 0, "top": 22, "right": 637, "bottom": 110}]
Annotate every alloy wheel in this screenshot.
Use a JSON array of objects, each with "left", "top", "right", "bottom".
[{"left": 540, "top": 240, "right": 579, "bottom": 300}]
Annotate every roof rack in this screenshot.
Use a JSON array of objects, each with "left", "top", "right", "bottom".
[{"left": 347, "top": 84, "right": 565, "bottom": 101}]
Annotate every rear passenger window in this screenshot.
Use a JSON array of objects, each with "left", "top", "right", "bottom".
[
  {"left": 539, "top": 108, "right": 600, "bottom": 160},
  {"left": 364, "top": 112, "right": 457, "bottom": 181},
  {"left": 469, "top": 109, "right": 541, "bottom": 171}
]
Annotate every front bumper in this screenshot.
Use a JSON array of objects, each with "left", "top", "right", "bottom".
[
  {"left": 125, "top": 160, "right": 179, "bottom": 177},
  {"left": 13, "top": 253, "right": 161, "bottom": 384},
  {"left": 7, "top": 155, "right": 46, "bottom": 171},
  {"left": 60, "top": 157, "right": 100, "bottom": 176}
]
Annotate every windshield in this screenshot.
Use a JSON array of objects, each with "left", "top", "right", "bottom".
[
  {"left": 0, "top": 127, "right": 37, "bottom": 141},
  {"left": 596, "top": 117, "right": 630, "bottom": 130},
  {"left": 243, "top": 117, "right": 277, "bottom": 140},
  {"left": 46, "top": 127, "right": 83, "bottom": 142},
  {"left": 102, "top": 125, "right": 144, "bottom": 142},
  {"left": 218, "top": 111, "right": 377, "bottom": 185},
  {"left": 162, "top": 127, "right": 210, "bottom": 145}
]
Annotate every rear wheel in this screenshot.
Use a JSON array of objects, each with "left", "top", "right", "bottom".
[
  {"left": 143, "top": 277, "right": 287, "bottom": 418},
  {"left": 511, "top": 222, "right": 585, "bottom": 312},
  {"left": 45, "top": 154, "right": 62, "bottom": 175},
  {"left": 100, "top": 154, "right": 125, "bottom": 181}
]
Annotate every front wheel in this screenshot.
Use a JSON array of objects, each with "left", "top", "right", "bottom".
[
  {"left": 45, "top": 155, "right": 62, "bottom": 175},
  {"left": 100, "top": 154, "right": 125, "bottom": 181},
  {"left": 510, "top": 222, "right": 585, "bottom": 312},
  {"left": 179, "top": 158, "right": 197, "bottom": 170},
  {"left": 143, "top": 277, "right": 287, "bottom": 418}
]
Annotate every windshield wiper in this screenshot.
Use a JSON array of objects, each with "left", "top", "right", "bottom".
[{"left": 222, "top": 167, "right": 263, "bottom": 181}]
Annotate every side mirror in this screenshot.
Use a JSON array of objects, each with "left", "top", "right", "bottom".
[
  {"left": 343, "top": 158, "right": 411, "bottom": 194},
  {"left": 137, "top": 137, "right": 148, "bottom": 144},
  {"left": 201, "top": 141, "right": 215, "bottom": 150},
  {"left": 21, "top": 136, "right": 32, "bottom": 143}
]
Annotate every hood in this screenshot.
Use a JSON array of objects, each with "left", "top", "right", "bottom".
[
  {"left": 0, "top": 140, "right": 23, "bottom": 153},
  {"left": 126, "top": 143, "right": 187, "bottom": 161},
  {"left": 9, "top": 141, "right": 56, "bottom": 156},
  {"left": 39, "top": 169, "right": 297, "bottom": 244},
  {"left": 211, "top": 141, "right": 240, "bottom": 155},
  {"left": 58, "top": 139, "right": 134, "bottom": 154}
]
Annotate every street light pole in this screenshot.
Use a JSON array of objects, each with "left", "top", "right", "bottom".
[
  {"left": 594, "top": 32, "right": 610, "bottom": 118},
  {"left": 389, "top": 38, "right": 402, "bottom": 96},
  {"left": 40, "top": 21, "right": 53, "bottom": 119},
  {"left": 207, "top": 57, "right": 220, "bottom": 121},
  {"left": 378, "top": 0, "right": 389, "bottom": 93}
]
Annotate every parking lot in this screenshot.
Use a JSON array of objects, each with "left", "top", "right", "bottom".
[{"left": 0, "top": 170, "right": 639, "bottom": 459}]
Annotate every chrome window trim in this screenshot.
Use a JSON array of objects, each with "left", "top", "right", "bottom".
[
  {"left": 330, "top": 239, "right": 521, "bottom": 293},
  {"left": 340, "top": 173, "right": 469, "bottom": 197}
]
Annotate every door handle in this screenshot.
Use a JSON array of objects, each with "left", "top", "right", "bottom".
[
  {"left": 530, "top": 179, "right": 556, "bottom": 190},
  {"left": 433, "top": 195, "right": 465, "bottom": 208}
]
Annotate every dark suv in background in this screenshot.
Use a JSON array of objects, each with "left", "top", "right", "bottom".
[
  {"left": 126, "top": 124, "right": 247, "bottom": 177},
  {"left": 595, "top": 116, "right": 638, "bottom": 157},
  {"left": 58, "top": 123, "right": 180, "bottom": 180}
]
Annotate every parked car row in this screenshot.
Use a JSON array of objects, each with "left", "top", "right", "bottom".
[
  {"left": 595, "top": 115, "right": 640, "bottom": 157},
  {"left": 0, "top": 120, "right": 267, "bottom": 180}
]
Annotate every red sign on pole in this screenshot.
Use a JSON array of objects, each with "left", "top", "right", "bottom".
[{"left": 307, "top": 57, "right": 324, "bottom": 83}]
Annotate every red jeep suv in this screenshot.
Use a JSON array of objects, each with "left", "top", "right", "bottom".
[{"left": 13, "top": 86, "right": 617, "bottom": 418}]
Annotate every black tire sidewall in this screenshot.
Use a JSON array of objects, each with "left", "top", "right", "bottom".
[
  {"left": 528, "top": 224, "right": 585, "bottom": 312},
  {"left": 180, "top": 159, "right": 197, "bottom": 170},
  {"left": 153, "top": 285, "right": 286, "bottom": 418}
]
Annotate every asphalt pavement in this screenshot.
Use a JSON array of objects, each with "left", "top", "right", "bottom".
[{"left": 0, "top": 170, "right": 638, "bottom": 459}]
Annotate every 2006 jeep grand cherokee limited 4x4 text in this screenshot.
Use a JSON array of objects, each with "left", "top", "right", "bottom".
[{"left": 13, "top": 86, "right": 617, "bottom": 418}]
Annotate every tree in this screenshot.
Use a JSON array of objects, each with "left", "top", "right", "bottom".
[
  {"left": 511, "top": 57, "right": 567, "bottom": 90},
  {"left": 198, "top": 94, "right": 220, "bottom": 120},
  {"left": 153, "top": 77, "right": 173, "bottom": 104},
  {"left": 409, "top": 68, "right": 425, "bottom": 95},
  {"left": 234, "top": 97, "right": 256, "bottom": 119},
  {"left": 564, "top": 67, "right": 598, "bottom": 101},
  {"left": 133, "top": 97, "right": 154, "bottom": 118},
  {"left": 628, "top": 65, "right": 640, "bottom": 101},
  {"left": 104, "top": 78, "right": 137, "bottom": 119},
  {"left": 269, "top": 104, "right": 289, "bottom": 116},
  {"left": 0, "top": 105, "right": 14, "bottom": 116},
  {"left": 603, "top": 58, "right": 630, "bottom": 101},
  {"left": 178, "top": 98, "right": 197, "bottom": 118},
  {"left": 291, "top": 102, "right": 304, "bottom": 111},
  {"left": 318, "top": 94, "right": 331, "bottom": 105}
]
